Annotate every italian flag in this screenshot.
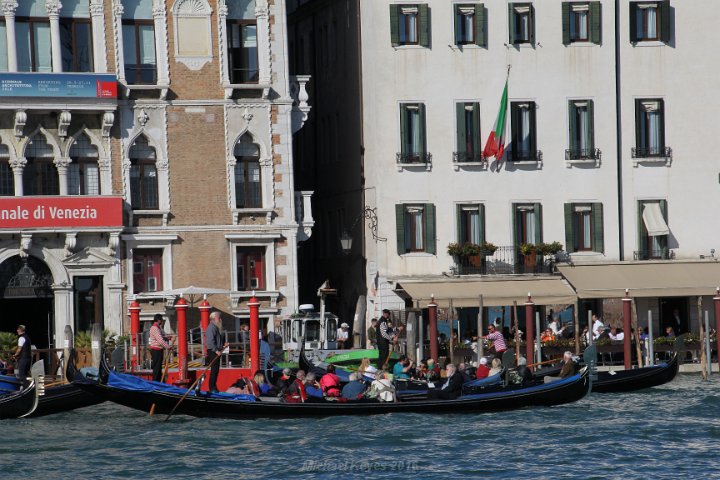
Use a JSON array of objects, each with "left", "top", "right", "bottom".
[{"left": 483, "top": 79, "right": 509, "bottom": 159}]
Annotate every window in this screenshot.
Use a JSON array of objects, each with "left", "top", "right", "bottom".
[
  {"left": 133, "top": 249, "right": 163, "bottom": 293},
  {"left": 0, "top": 21, "right": 8, "bottom": 72},
  {"left": 510, "top": 102, "right": 537, "bottom": 161},
  {"left": 0, "top": 145, "right": 13, "bottom": 195},
  {"left": 635, "top": 99, "right": 665, "bottom": 157},
  {"left": 564, "top": 203, "right": 603, "bottom": 253},
  {"left": 457, "top": 204, "right": 485, "bottom": 245},
  {"left": 637, "top": 200, "right": 668, "bottom": 259},
  {"left": 68, "top": 134, "right": 99, "bottom": 195},
  {"left": 234, "top": 134, "right": 262, "bottom": 208},
  {"left": 455, "top": 102, "right": 482, "bottom": 162},
  {"left": 16, "top": 18, "right": 52, "bottom": 72},
  {"left": 129, "top": 136, "right": 158, "bottom": 210},
  {"left": 226, "top": 0, "right": 258, "bottom": 83},
  {"left": 630, "top": 1, "right": 670, "bottom": 43},
  {"left": 389, "top": 4, "right": 429, "bottom": 47},
  {"left": 60, "top": 19, "right": 93, "bottom": 72},
  {"left": 122, "top": 20, "right": 156, "bottom": 84},
  {"left": 508, "top": 3, "right": 534, "bottom": 45},
  {"left": 399, "top": 103, "right": 427, "bottom": 162},
  {"left": 236, "top": 246, "right": 265, "bottom": 291},
  {"left": 562, "top": 2, "right": 601, "bottom": 45},
  {"left": 23, "top": 134, "right": 58, "bottom": 196},
  {"left": 395, "top": 203, "right": 436, "bottom": 254},
  {"left": 568, "top": 100, "right": 595, "bottom": 159},
  {"left": 454, "top": 4, "right": 485, "bottom": 46},
  {"left": 513, "top": 203, "right": 542, "bottom": 246}
]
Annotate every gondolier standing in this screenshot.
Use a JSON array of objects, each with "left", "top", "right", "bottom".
[
  {"left": 12, "top": 325, "right": 31, "bottom": 380},
  {"left": 377, "top": 310, "right": 395, "bottom": 369},
  {"left": 149, "top": 314, "right": 171, "bottom": 382},
  {"left": 206, "top": 312, "right": 228, "bottom": 393}
]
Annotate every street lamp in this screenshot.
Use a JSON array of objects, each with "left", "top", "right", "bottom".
[{"left": 340, "top": 206, "right": 386, "bottom": 255}]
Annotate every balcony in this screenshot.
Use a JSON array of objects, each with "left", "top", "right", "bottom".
[
  {"left": 632, "top": 146, "right": 672, "bottom": 167},
  {"left": 565, "top": 148, "right": 601, "bottom": 168},
  {"left": 452, "top": 152, "right": 487, "bottom": 171},
  {"left": 453, "top": 245, "right": 555, "bottom": 275},
  {"left": 396, "top": 152, "right": 432, "bottom": 172},
  {"left": 634, "top": 249, "right": 673, "bottom": 261},
  {"left": 509, "top": 149, "right": 543, "bottom": 168}
]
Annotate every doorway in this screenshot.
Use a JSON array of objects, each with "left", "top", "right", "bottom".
[
  {"left": 660, "top": 297, "right": 688, "bottom": 335},
  {"left": 73, "top": 276, "right": 104, "bottom": 334}
]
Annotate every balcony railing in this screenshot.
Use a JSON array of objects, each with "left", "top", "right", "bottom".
[
  {"left": 510, "top": 149, "right": 543, "bottom": 164},
  {"left": 565, "top": 148, "right": 601, "bottom": 160},
  {"left": 452, "top": 152, "right": 486, "bottom": 163},
  {"left": 633, "top": 249, "right": 673, "bottom": 261},
  {"left": 396, "top": 152, "right": 432, "bottom": 171},
  {"left": 454, "top": 245, "right": 555, "bottom": 275},
  {"left": 632, "top": 146, "right": 671, "bottom": 158}
]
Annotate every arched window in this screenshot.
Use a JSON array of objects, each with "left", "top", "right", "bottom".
[
  {"left": 129, "top": 136, "right": 158, "bottom": 209},
  {"left": 0, "top": 144, "right": 13, "bottom": 196},
  {"left": 68, "top": 133, "right": 99, "bottom": 195},
  {"left": 234, "top": 134, "right": 261, "bottom": 208},
  {"left": 23, "top": 134, "right": 58, "bottom": 195}
]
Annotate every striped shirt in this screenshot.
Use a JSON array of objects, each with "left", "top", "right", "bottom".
[
  {"left": 379, "top": 320, "right": 394, "bottom": 342},
  {"left": 148, "top": 324, "right": 170, "bottom": 350},
  {"left": 486, "top": 331, "right": 507, "bottom": 352}
]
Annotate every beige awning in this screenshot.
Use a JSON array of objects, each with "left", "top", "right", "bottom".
[
  {"left": 398, "top": 276, "right": 577, "bottom": 307},
  {"left": 558, "top": 262, "right": 720, "bottom": 298},
  {"left": 642, "top": 202, "right": 669, "bottom": 236}
]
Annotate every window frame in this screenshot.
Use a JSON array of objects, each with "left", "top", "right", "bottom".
[
  {"left": 236, "top": 245, "right": 266, "bottom": 291},
  {"left": 226, "top": 18, "right": 259, "bottom": 84},
  {"left": 455, "top": 5, "right": 476, "bottom": 45},
  {"left": 508, "top": 3, "right": 535, "bottom": 45},
  {"left": 573, "top": 205, "right": 593, "bottom": 252},
  {"left": 15, "top": 17, "right": 52, "bottom": 73},
  {"left": 457, "top": 204, "right": 485, "bottom": 245},
  {"left": 234, "top": 156, "right": 262, "bottom": 209},
  {"left": 132, "top": 249, "right": 164, "bottom": 294},
  {"left": 637, "top": 200, "right": 668, "bottom": 259},
  {"left": 122, "top": 19, "right": 157, "bottom": 85},
  {"left": 635, "top": 98, "right": 665, "bottom": 157},
  {"left": 510, "top": 101, "right": 538, "bottom": 161},
  {"left": 404, "top": 205, "right": 425, "bottom": 252},
  {"left": 129, "top": 137, "right": 159, "bottom": 210},
  {"left": 513, "top": 203, "right": 542, "bottom": 247},
  {"left": 60, "top": 17, "right": 94, "bottom": 73},
  {"left": 570, "top": 7, "right": 589, "bottom": 42},
  {"left": 568, "top": 99, "right": 595, "bottom": 159},
  {"left": 637, "top": 4, "right": 660, "bottom": 41},
  {"left": 399, "top": 102, "right": 427, "bottom": 162}
]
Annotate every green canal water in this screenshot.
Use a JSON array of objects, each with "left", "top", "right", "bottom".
[{"left": 1, "top": 374, "right": 718, "bottom": 479}]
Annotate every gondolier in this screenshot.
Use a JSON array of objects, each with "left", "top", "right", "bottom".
[
  {"left": 482, "top": 324, "right": 507, "bottom": 357},
  {"left": 12, "top": 325, "right": 32, "bottom": 380},
  {"left": 376, "top": 310, "right": 395, "bottom": 369},
  {"left": 149, "top": 314, "right": 171, "bottom": 382},
  {"left": 206, "top": 312, "right": 228, "bottom": 393}
]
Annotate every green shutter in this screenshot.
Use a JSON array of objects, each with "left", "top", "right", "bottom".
[
  {"left": 419, "top": 103, "right": 427, "bottom": 155},
  {"left": 637, "top": 201, "right": 646, "bottom": 252},
  {"left": 530, "top": 102, "right": 537, "bottom": 155},
  {"left": 659, "top": 0, "right": 671, "bottom": 43},
  {"left": 592, "top": 202, "right": 604, "bottom": 253},
  {"left": 472, "top": 102, "right": 481, "bottom": 155},
  {"left": 658, "top": 98, "right": 665, "bottom": 149},
  {"left": 587, "top": 99, "right": 595, "bottom": 151},
  {"left": 475, "top": 4, "right": 486, "bottom": 47},
  {"left": 529, "top": 4, "right": 535, "bottom": 45},
  {"left": 510, "top": 102, "right": 519, "bottom": 157},
  {"left": 396, "top": 204, "right": 406, "bottom": 254},
  {"left": 419, "top": 4, "right": 430, "bottom": 47},
  {"left": 659, "top": 199, "right": 668, "bottom": 252},
  {"left": 564, "top": 203, "right": 575, "bottom": 253},
  {"left": 424, "top": 203, "right": 436, "bottom": 254},
  {"left": 589, "top": 2, "right": 602, "bottom": 45},
  {"left": 533, "top": 202, "right": 542, "bottom": 244},
  {"left": 629, "top": 2, "right": 638, "bottom": 43},
  {"left": 456, "top": 103, "right": 467, "bottom": 155},
  {"left": 454, "top": 5, "right": 461, "bottom": 44},
  {"left": 478, "top": 203, "right": 486, "bottom": 244},
  {"left": 508, "top": 4, "right": 516, "bottom": 44},
  {"left": 634, "top": 99, "right": 642, "bottom": 150},
  {"left": 390, "top": 5, "right": 400, "bottom": 46},
  {"left": 512, "top": 203, "right": 519, "bottom": 248},
  {"left": 568, "top": 102, "right": 577, "bottom": 153},
  {"left": 562, "top": 2, "right": 570, "bottom": 46},
  {"left": 400, "top": 104, "right": 407, "bottom": 155},
  {"left": 456, "top": 204, "right": 463, "bottom": 242}
]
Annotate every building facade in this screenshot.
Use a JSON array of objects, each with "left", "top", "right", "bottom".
[{"left": 0, "top": 0, "right": 312, "bottom": 358}]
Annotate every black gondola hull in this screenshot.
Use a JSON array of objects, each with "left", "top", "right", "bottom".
[
  {"left": 592, "top": 353, "right": 679, "bottom": 393},
  {"left": 29, "top": 383, "right": 105, "bottom": 417},
  {"left": 0, "top": 381, "right": 37, "bottom": 419}
]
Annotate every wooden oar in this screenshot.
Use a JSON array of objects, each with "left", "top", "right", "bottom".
[
  {"left": 164, "top": 353, "right": 222, "bottom": 422},
  {"left": 527, "top": 357, "right": 563, "bottom": 368},
  {"left": 148, "top": 350, "right": 171, "bottom": 416}
]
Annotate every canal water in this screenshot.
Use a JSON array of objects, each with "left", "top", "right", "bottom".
[{"left": 1, "top": 374, "right": 718, "bottom": 479}]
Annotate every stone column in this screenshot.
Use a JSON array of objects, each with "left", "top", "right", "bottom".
[
  {"left": 113, "top": 2, "right": 126, "bottom": 82},
  {"left": 90, "top": 0, "right": 107, "bottom": 72},
  {"left": 255, "top": 0, "right": 271, "bottom": 85},
  {"left": 2, "top": 0, "right": 18, "bottom": 72},
  {"left": 46, "top": 0, "right": 64, "bottom": 72},
  {"left": 10, "top": 157, "right": 25, "bottom": 196},
  {"left": 152, "top": 0, "right": 169, "bottom": 86},
  {"left": 55, "top": 157, "right": 70, "bottom": 195}
]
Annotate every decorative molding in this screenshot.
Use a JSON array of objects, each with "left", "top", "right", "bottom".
[
  {"left": 9, "top": 156, "right": 26, "bottom": 171},
  {"left": 242, "top": 108, "right": 254, "bottom": 123},
  {"left": 108, "top": 232, "right": 120, "bottom": 255},
  {"left": 89, "top": 0, "right": 104, "bottom": 15},
  {"left": 19, "top": 234, "right": 32, "bottom": 258},
  {"left": 45, "top": 0, "right": 62, "bottom": 17},
  {"left": 1, "top": 0, "right": 18, "bottom": 16},
  {"left": 137, "top": 109, "right": 149, "bottom": 127},
  {"left": 54, "top": 157, "right": 71, "bottom": 169},
  {"left": 102, "top": 111, "right": 115, "bottom": 137},
  {"left": 14, "top": 110, "right": 26, "bottom": 137},
  {"left": 172, "top": 0, "right": 213, "bottom": 70},
  {"left": 174, "top": 0, "right": 211, "bottom": 14},
  {"left": 58, "top": 111, "right": 71, "bottom": 138},
  {"left": 64, "top": 233, "right": 77, "bottom": 257}
]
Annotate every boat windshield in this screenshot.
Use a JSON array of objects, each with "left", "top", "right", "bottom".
[
  {"left": 326, "top": 316, "right": 337, "bottom": 341},
  {"left": 305, "top": 320, "right": 321, "bottom": 341}
]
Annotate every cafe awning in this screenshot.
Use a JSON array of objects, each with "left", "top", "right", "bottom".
[
  {"left": 558, "top": 262, "right": 720, "bottom": 298},
  {"left": 642, "top": 202, "right": 669, "bottom": 236},
  {"left": 397, "top": 276, "right": 577, "bottom": 307}
]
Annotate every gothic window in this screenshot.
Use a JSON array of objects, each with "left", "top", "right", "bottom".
[
  {"left": 129, "top": 135, "right": 158, "bottom": 209},
  {"left": 23, "top": 134, "right": 58, "bottom": 196},
  {"left": 234, "top": 133, "right": 261, "bottom": 208},
  {"left": 68, "top": 133, "right": 99, "bottom": 195}
]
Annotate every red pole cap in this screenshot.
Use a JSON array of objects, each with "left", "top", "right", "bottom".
[
  {"left": 176, "top": 297, "right": 188, "bottom": 308},
  {"left": 129, "top": 300, "right": 141, "bottom": 311}
]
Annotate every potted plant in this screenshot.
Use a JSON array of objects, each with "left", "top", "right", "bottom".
[
  {"left": 480, "top": 242, "right": 497, "bottom": 256},
  {"left": 539, "top": 241, "right": 564, "bottom": 257},
  {"left": 520, "top": 243, "right": 537, "bottom": 269},
  {"left": 447, "top": 242, "right": 464, "bottom": 257}
]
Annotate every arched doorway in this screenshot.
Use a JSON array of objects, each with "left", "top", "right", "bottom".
[{"left": 0, "top": 256, "right": 54, "bottom": 351}]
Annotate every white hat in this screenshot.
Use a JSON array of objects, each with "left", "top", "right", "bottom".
[
  {"left": 479, "top": 357, "right": 488, "bottom": 365},
  {"left": 341, "top": 322, "right": 349, "bottom": 328}
]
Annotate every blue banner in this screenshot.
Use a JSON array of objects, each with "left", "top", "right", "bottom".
[{"left": 0, "top": 73, "right": 117, "bottom": 99}]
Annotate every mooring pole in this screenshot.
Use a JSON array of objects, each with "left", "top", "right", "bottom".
[{"left": 622, "top": 290, "right": 632, "bottom": 370}]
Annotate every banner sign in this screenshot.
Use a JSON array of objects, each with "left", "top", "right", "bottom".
[
  {"left": 0, "top": 73, "right": 117, "bottom": 99},
  {"left": 0, "top": 197, "right": 124, "bottom": 229}
]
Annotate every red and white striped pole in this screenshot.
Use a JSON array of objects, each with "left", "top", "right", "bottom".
[
  {"left": 175, "top": 297, "right": 189, "bottom": 383},
  {"left": 249, "top": 293, "right": 260, "bottom": 372}
]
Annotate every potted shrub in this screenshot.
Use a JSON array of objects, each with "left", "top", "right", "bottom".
[
  {"left": 480, "top": 242, "right": 498, "bottom": 256},
  {"left": 520, "top": 243, "right": 537, "bottom": 269},
  {"left": 539, "top": 241, "right": 564, "bottom": 257},
  {"left": 447, "top": 242, "right": 464, "bottom": 257}
]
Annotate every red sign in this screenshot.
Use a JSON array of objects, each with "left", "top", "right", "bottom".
[
  {"left": 96, "top": 80, "right": 117, "bottom": 98},
  {"left": 0, "top": 196, "right": 124, "bottom": 229}
]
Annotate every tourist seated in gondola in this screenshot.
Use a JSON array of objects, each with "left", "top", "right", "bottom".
[
  {"left": 253, "top": 371, "right": 277, "bottom": 396},
  {"left": 559, "top": 351, "right": 578, "bottom": 378},
  {"left": 319, "top": 364, "right": 342, "bottom": 397},
  {"left": 510, "top": 356, "right": 533, "bottom": 385},
  {"left": 284, "top": 370, "right": 307, "bottom": 403},
  {"left": 425, "top": 358, "right": 441, "bottom": 381},
  {"left": 368, "top": 371, "right": 395, "bottom": 402},
  {"left": 304, "top": 373, "right": 324, "bottom": 399},
  {"left": 275, "top": 368, "right": 294, "bottom": 396},
  {"left": 429, "top": 363, "right": 463, "bottom": 400},
  {"left": 341, "top": 372, "right": 366, "bottom": 400},
  {"left": 475, "top": 357, "right": 490, "bottom": 379},
  {"left": 392, "top": 355, "right": 413, "bottom": 379},
  {"left": 488, "top": 358, "right": 503, "bottom": 376},
  {"left": 457, "top": 362, "right": 475, "bottom": 383}
]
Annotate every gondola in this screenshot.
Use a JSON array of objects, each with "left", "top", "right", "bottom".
[
  {"left": 298, "top": 345, "right": 352, "bottom": 382},
  {"left": 71, "top": 352, "right": 591, "bottom": 419},
  {"left": 0, "top": 380, "right": 38, "bottom": 419}
]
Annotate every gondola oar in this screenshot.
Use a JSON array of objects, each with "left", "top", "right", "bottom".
[
  {"left": 148, "top": 351, "right": 171, "bottom": 416},
  {"left": 164, "top": 353, "right": 222, "bottom": 422}
]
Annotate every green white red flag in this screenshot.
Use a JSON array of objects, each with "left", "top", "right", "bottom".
[{"left": 483, "top": 79, "right": 509, "bottom": 159}]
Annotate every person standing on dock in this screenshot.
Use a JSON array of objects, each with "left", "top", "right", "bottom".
[
  {"left": 12, "top": 325, "right": 31, "bottom": 380},
  {"left": 206, "top": 312, "right": 228, "bottom": 393},
  {"left": 149, "top": 314, "right": 171, "bottom": 382},
  {"left": 367, "top": 318, "right": 378, "bottom": 349},
  {"left": 377, "top": 310, "right": 395, "bottom": 369}
]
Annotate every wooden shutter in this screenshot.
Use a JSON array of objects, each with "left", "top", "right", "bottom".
[
  {"left": 533, "top": 202, "right": 542, "bottom": 244},
  {"left": 564, "top": 203, "right": 575, "bottom": 253},
  {"left": 456, "top": 204, "right": 463, "bottom": 243},
  {"left": 419, "top": 103, "right": 427, "bottom": 155},
  {"left": 634, "top": 99, "right": 642, "bottom": 150},
  {"left": 419, "top": 4, "right": 430, "bottom": 47},
  {"left": 478, "top": 203, "right": 486, "bottom": 244},
  {"left": 530, "top": 102, "right": 537, "bottom": 156},
  {"left": 390, "top": 4, "right": 400, "bottom": 46},
  {"left": 472, "top": 102, "right": 481, "bottom": 154},
  {"left": 629, "top": 2, "right": 638, "bottom": 43},
  {"left": 568, "top": 102, "right": 577, "bottom": 153},
  {"left": 587, "top": 99, "right": 595, "bottom": 151},
  {"left": 658, "top": 98, "right": 665, "bottom": 149},
  {"left": 658, "top": 199, "right": 668, "bottom": 251},
  {"left": 592, "top": 202, "right": 604, "bottom": 253},
  {"left": 659, "top": 0, "right": 671, "bottom": 43},
  {"left": 400, "top": 104, "right": 407, "bottom": 155},
  {"left": 456, "top": 103, "right": 467, "bottom": 155},
  {"left": 589, "top": 2, "right": 602, "bottom": 45},
  {"left": 508, "top": 4, "right": 516, "bottom": 44},
  {"left": 561, "top": 2, "right": 570, "bottom": 46},
  {"left": 475, "top": 4, "right": 486, "bottom": 47},
  {"left": 529, "top": 4, "right": 535, "bottom": 45},
  {"left": 637, "top": 201, "right": 646, "bottom": 252},
  {"left": 396, "top": 204, "right": 406, "bottom": 254},
  {"left": 424, "top": 203, "right": 436, "bottom": 254},
  {"left": 454, "top": 5, "right": 462, "bottom": 44},
  {"left": 510, "top": 102, "right": 519, "bottom": 156},
  {"left": 512, "top": 203, "right": 519, "bottom": 248}
]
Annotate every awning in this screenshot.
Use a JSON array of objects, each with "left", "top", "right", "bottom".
[
  {"left": 397, "top": 277, "right": 577, "bottom": 307},
  {"left": 558, "top": 262, "right": 720, "bottom": 298},
  {"left": 642, "top": 202, "right": 669, "bottom": 236}
]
